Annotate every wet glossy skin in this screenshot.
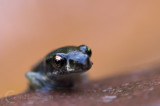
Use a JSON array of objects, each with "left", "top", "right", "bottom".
[{"left": 25, "top": 45, "right": 93, "bottom": 91}]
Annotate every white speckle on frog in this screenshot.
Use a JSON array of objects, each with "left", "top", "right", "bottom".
[
  {"left": 52, "top": 71, "right": 58, "bottom": 75},
  {"left": 42, "top": 76, "right": 48, "bottom": 81},
  {"left": 102, "top": 95, "right": 117, "bottom": 103},
  {"left": 66, "top": 62, "right": 74, "bottom": 72}
]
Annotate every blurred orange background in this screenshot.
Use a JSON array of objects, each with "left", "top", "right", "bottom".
[{"left": 0, "top": 0, "right": 160, "bottom": 97}]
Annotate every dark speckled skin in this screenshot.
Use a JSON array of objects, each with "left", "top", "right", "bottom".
[{"left": 25, "top": 45, "right": 93, "bottom": 91}]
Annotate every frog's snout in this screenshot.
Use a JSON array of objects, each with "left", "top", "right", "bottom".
[
  {"left": 68, "top": 56, "right": 92, "bottom": 71},
  {"left": 81, "top": 57, "right": 92, "bottom": 70}
]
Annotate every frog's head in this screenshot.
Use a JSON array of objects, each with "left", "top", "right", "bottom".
[{"left": 44, "top": 45, "right": 93, "bottom": 77}]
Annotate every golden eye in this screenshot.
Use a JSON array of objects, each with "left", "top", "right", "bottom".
[{"left": 53, "top": 56, "right": 65, "bottom": 68}]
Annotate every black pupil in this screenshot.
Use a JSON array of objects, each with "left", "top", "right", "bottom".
[{"left": 55, "top": 59, "right": 61, "bottom": 64}]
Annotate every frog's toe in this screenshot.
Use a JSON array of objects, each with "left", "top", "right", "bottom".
[{"left": 25, "top": 72, "right": 45, "bottom": 90}]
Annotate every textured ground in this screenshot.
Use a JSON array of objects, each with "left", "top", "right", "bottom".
[{"left": 1, "top": 68, "right": 160, "bottom": 106}]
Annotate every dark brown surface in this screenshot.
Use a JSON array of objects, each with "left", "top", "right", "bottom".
[{"left": 1, "top": 68, "right": 160, "bottom": 106}]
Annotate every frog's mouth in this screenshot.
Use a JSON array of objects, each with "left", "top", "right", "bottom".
[{"left": 65, "top": 60, "right": 93, "bottom": 73}]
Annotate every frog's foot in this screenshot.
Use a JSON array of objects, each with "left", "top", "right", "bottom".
[{"left": 25, "top": 72, "right": 51, "bottom": 91}]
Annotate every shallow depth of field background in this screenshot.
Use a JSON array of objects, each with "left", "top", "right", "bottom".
[{"left": 0, "top": 0, "right": 160, "bottom": 97}]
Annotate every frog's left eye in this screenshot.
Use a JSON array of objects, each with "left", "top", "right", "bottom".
[
  {"left": 79, "top": 45, "right": 92, "bottom": 57},
  {"left": 86, "top": 47, "right": 92, "bottom": 57},
  {"left": 53, "top": 55, "right": 66, "bottom": 69}
]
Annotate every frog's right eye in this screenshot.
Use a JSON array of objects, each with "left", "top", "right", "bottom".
[{"left": 53, "top": 55, "right": 66, "bottom": 69}]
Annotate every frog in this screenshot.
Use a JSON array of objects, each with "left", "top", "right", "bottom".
[{"left": 25, "top": 45, "right": 93, "bottom": 91}]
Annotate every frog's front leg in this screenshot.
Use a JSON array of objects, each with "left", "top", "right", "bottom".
[{"left": 25, "top": 72, "right": 51, "bottom": 91}]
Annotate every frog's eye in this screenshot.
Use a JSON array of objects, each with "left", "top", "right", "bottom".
[
  {"left": 86, "top": 47, "right": 92, "bottom": 57},
  {"left": 53, "top": 55, "right": 66, "bottom": 68},
  {"left": 79, "top": 45, "right": 92, "bottom": 57}
]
